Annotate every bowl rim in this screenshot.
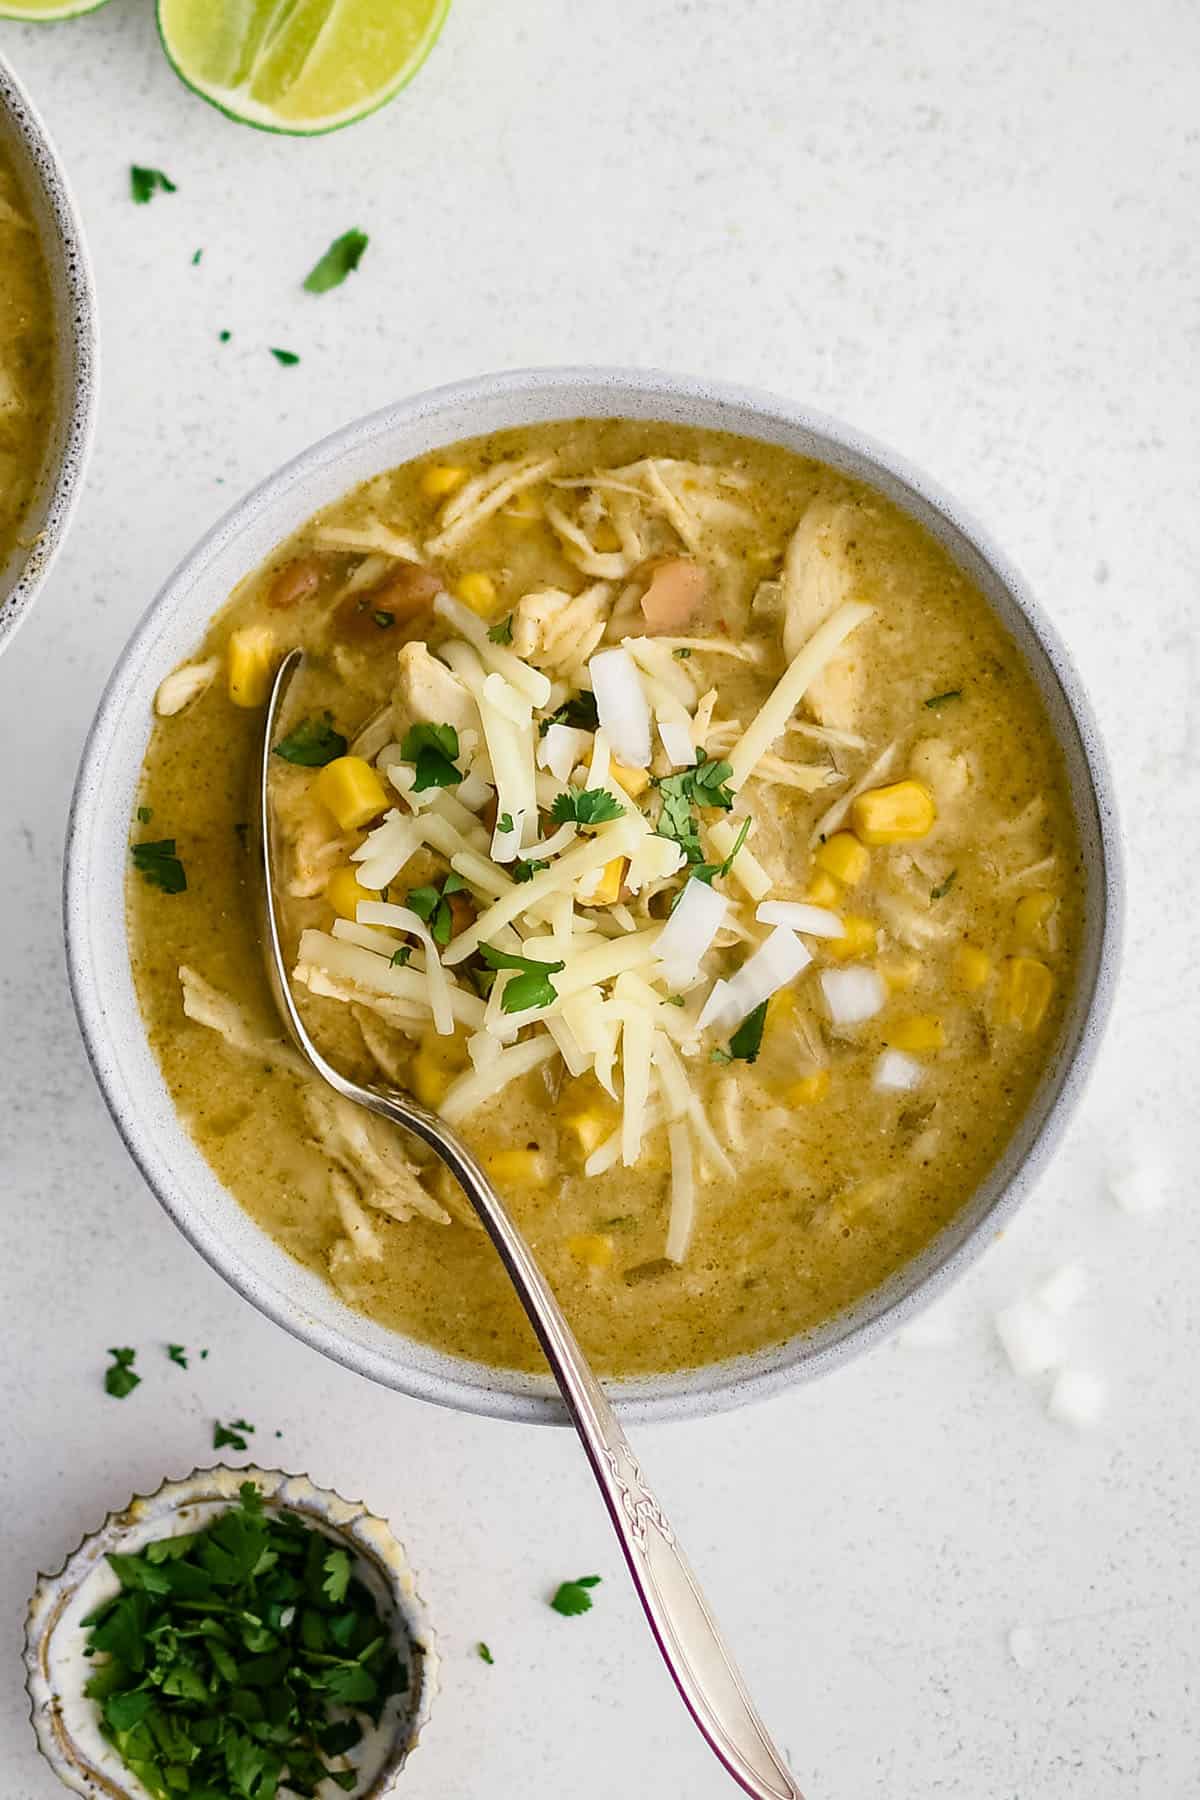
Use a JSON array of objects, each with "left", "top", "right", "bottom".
[
  {"left": 0, "top": 49, "right": 99, "bottom": 656},
  {"left": 64, "top": 364, "right": 1124, "bottom": 1426}
]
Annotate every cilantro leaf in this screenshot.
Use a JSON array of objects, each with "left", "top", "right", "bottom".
[
  {"left": 477, "top": 1641, "right": 494, "bottom": 1664},
  {"left": 538, "top": 691, "right": 599, "bottom": 737},
  {"left": 513, "top": 858, "right": 550, "bottom": 882},
  {"left": 497, "top": 811, "right": 514, "bottom": 833},
  {"left": 303, "top": 228, "right": 369, "bottom": 295},
  {"left": 132, "top": 839, "right": 187, "bottom": 894},
  {"left": 653, "top": 753, "right": 735, "bottom": 864},
  {"left": 477, "top": 943, "right": 564, "bottom": 1014},
  {"left": 406, "top": 873, "right": 468, "bottom": 946},
  {"left": 272, "top": 715, "right": 347, "bottom": 767},
  {"left": 270, "top": 347, "right": 301, "bottom": 366},
  {"left": 213, "top": 1417, "right": 255, "bottom": 1452},
  {"left": 321, "top": 1548, "right": 352, "bottom": 1605},
  {"left": 550, "top": 788, "right": 625, "bottom": 827},
  {"left": 390, "top": 945, "right": 412, "bottom": 967},
  {"left": 930, "top": 869, "right": 958, "bottom": 901},
  {"left": 924, "top": 689, "right": 962, "bottom": 709},
  {"left": 728, "top": 1000, "right": 768, "bottom": 1064},
  {"left": 130, "top": 165, "right": 176, "bottom": 205},
  {"left": 104, "top": 1347, "right": 140, "bottom": 1399},
  {"left": 688, "top": 754, "right": 735, "bottom": 809},
  {"left": 401, "top": 721, "right": 463, "bottom": 792},
  {"left": 550, "top": 1575, "right": 601, "bottom": 1617},
  {"left": 136, "top": 804, "right": 153, "bottom": 824},
  {"left": 166, "top": 1344, "right": 188, "bottom": 1369},
  {"left": 373, "top": 609, "right": 396, "bottom": 628},
  {"left": 487, "top": 615, "right": 514, "bottom": 645},
  {"left": 691, "top": 813, "right": 751, "bottom": 886}
]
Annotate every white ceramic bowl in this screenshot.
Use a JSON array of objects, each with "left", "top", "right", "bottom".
[
  {"left": 0, "top": 52, "right": 97, "bottom": 654},
  {"left": 64, "top": 367, "right": 1123, "bottom": 1426}
]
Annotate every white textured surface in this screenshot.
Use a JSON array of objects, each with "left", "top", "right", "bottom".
[{"left": 0, "top": 2, "right": 1194, "bottom": 1795}]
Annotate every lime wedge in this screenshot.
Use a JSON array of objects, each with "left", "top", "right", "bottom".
[
  {"left": 157, "top": 0, "right": 450, "bottom": 135},
  {"left": 0, "top": 0, "right": 112, "bottom": 18}
]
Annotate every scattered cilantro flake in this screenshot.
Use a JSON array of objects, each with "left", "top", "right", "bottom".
[
  {"left": 213, "top": 1417, "right": 255, "bottom": 1452},
  {"left": 272, "top": 714, "right": 347, "bottom": 767},
  {"left": 710, "top": 1046, "right": 733, "bottom": 1065},
  {"left": 550, "top": 1575, "right": 601, "bottom": 1618},
  {"left": 131, "top": 839, "right": 187, "bottom": 894},
  {"left": 497, "top": 811, "right": 515, "bottom": 833},
  {"left": 514, "top": 858, "right": 550, "bottom": 882},
  {"left": 401, "top": 721, "right": 463, "bottom": 792},
  {"left": 653, "top": 752, "right": 735, "bottom": 864},
  {"left": 373, "top": 609, "right": 395, "bottom": 629},
  {"left": 390, "top": 945, "right": 412, "bottom": 968},
  {"left": 406, "top": 873, "right": 469, "bottom": 946},
  {"left": 477, "top": 1641, "right": 495, "bottom": 1664},
  {"left": 303, "top": 228, "right": 369, "bottom": 294},
  {"left": 665, "top": 994, "right": 686, "bottom": 1007},
  {"left": 80, "top": 1480, "right": 406, "bottom": 1800},
  {"left": 166, "top": 1344, "right": 188, "bottom": 1369},
  {"left": 550, "top": 788, "right": 625, "bottom": 827},
  {"left": 130, "top": 165, "right": 176, "bottom": 205},
  {"left": 478, "top": 943, "right": 564, "bottom": 1014},
  {"left": 539, "top": 691, "right": 599, "bottom": 737},
  {"left": 673, "top": 646, "right": 692, "bottom": 659},
  {"left": 104, "top": 1347, "right": 140, "bottom": 1399},
  {"left": 930, "top": 869, "right": 958, "bottom": 901},
  {"left": 218, "top": 329, "right": 232, "bottom": 343},
  {"left": 728, "top": 1000, "right": 769, "bottom": 1064},
  {"left": 136, "top": 804, "right": 153, "bottom": 824},
  {"left": 191, "top": 248, "right": 202, "bottom": 265},
  {"left": 487, "top": 615, "right": 514, "bottom": 645},
  {"left": 691, "top": 812, "right": 751, "bottom": 886},
  {"left": 924, "top": 689, "right": 962, "bottom": 710},
  {"left": 270, "top": 347, "right": 301, "bottom": 366}
]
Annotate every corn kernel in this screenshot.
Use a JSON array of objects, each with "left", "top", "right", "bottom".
[
  {"left": 998, "top": 957, "right": 1054, "bottom": 1031},
  {"left": 420, "top": 463, "right": 466, "bottom": 501},
  {"left": 567, "top": 1233, "right": 614, "bottom": 1270},
  {"left": 314, "top": 755, "right": 389, "bottom": 832},
  {"left": 484, "top": 1148, "right": 550, "bottom": 1187},
  {"left": 851, "top": 779, "right": 937, "bottom": 845},
  {"left": 878, "top": 953, "right": 922, "bottom": 992},
  {"left": 802, "top": 870, "right": 842, "bottom": 908},
  {"left": 411, "top": 1030, "right": 469, "bottom": 1109},
  {"left": 610, "top": 761, "right": 650, "bottom": 799},
  {"left": 561, "top": 1110, "right": 614, "bottom": 1158},
  {"left": 325, "top": 865, "right": 374, "bottom": 922},
  {"left": 1014, "top": 890, "right": 1058, "bottom": 947},
  {"left": 886, "top": 1014, "right": 946, "bottom": 1053},
  {"left": 454, "top": 572, "right": 498, "bottom": 615},
  {"left": 955, "top": 944, "right": 992, "bottom": 992},
  {"left": 587, "top": 856, "right": 626, "bottom": 906},
  {"left": 824, "top": 914, "right": 877, "bottom": 961},
  {"left": 227, "top": 626, "right": 277, "bottom": 708},
  {"left": 789, "top": 1069, "right": 831, "bottom": 1106},
  {"left": 815, "top": 831, "right": 870, "bottom": 886}
]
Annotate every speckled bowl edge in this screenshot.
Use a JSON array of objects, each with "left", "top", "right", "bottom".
[{"left": 63, "top": 365, "right": 1124, "bottom": 1427}]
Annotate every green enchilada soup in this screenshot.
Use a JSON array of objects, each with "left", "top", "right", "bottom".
[
  {"left": 129, "top": 420, "right": 1083, "bottom": 1376},
  {"left": 0, "top": 143, "right": 55, "bottom": 569}
]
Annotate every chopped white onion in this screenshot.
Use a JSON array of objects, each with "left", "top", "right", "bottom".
[
  {"left": 658, "top": 719, "right": 697, "bottom": 768},
  {"left": 820, "top": 966, "right": 885, "bottom": 1027},
  {"left": 589, "top": 647, "right": 652, "bottom": 769},
  {"left": 537, "top": 723, "right": 591, "bottom": 783},
  {"left": 712, "top": 927, "right": 811, "bottom": 1030},
  {"left": 1035, "top": 1263, "right": 1087, "bottom": 1315},
  {"left": 755, "top": 900, "right": 844, "bottom": 938},
  {"left": 874, "top": 1049, "right": 922, "bottom": 1092},
  {"left": 994, "top": 1299, "right": 1060, "bottom": 1380},
  {"left": 1046, "top": 1368, "right": 1107, "bottom": 1431},
  {"left": 654, "top": 879, "right": 728, "bottom": 987},
  {"left": 696, "top": 978, "right": 733, "bottom": 1033}
]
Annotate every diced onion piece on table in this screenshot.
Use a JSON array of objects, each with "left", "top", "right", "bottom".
[
  {"left": 589, "top": 647, "right": 652, "bottom": 769},
  {"left": 1036, "top": 1263, "right": 1088, "bottom": 1315},
  {"left": 994, "top": 1299, "right": 1060, "bottom": 1380},
  {"left": 820, "top": 966, "right": 886, "bottom": 1027},
  {"left": 756, "top": 900, "right": 844, "bottom": 938},
  {"left": 1046, "top": 1368, "right": 1107, "bottom": 1431},
  {"left": 655, "top": 879, "right": 728, "bottom": 987}
]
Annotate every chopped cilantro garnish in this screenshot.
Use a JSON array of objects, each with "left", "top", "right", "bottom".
[
  {"left": 80, "top": 1480, "right": 406, "bottom": 1800},
  {"left": 272, "top": 714, "right": 347, "bottom": 767},
  {"left": 270, "top": 347, "right": 300, "bottom": 366},
  {"left": 132, "top": 839, "right": 187, "bottom": 894},
  {"left": 213, "top": 1417, "right": 255, "bottom": 1452},
  {"left": 401, "top": 721, "right": 463, "bottom": 791},
  {"left": 477, "top": 1641, "right": 495, "bottom": 1664},
  {"left": 665, "top": 994, "right": 686, "bottom": 1007},
  {"left": 166, "top": 1344, "right": 188, "bottom": 1369},
  {"left": 303, "top": 228, "right": 369, "bottom": 294},
  {"left": 104, "top": 1347, "right": 140, "bottom": 1399},
  {"left": 478, "top": 943, "right": 565, "bottom": 1013},
  {"left": 218, "top": 329, "right": 232, "bottom": 343},
  {"left": 406, "top": 872, "right": 469, "bottom": 946},
  {"left": 373, "top": 609, "right": 396, "bottom": 629},
  {"left": 710, "top": 1046, "right": 733, "bottom": 1065},
  {"left": 130, "top": 165, "right": 176, "bottom": 205},
  {"left": 924, "top": 689, "right": 962, "bottom": 709},
  {"left": 136, "top": 804, "right": 153, "bottom": 824},
  {"left": 728, "top": 1000, "right": 769, "bottom": 1063},
  {"left": 191, "top": 248, "right": 202, "bottom": 265},
  {"left": 513, "top": 858, "right": 550, "bottom": 882},
  {"left": 691, "top": 813, "right": 751, "bottom": 886},
  {"left": 487, "top": 615, "right": 514, "bottom": 645},
  {"left": 654, "top": 752, "right": 735, "bottom": 863},
  {"left": 390, "top": 945, "right": 412, "bottom": 968},
  {"left": 930, "top": 869, "right": 958, "bottom": 901},
  {"left": 673, "top": 646, "right": 692, "bottom": 659},
  {"left": 550, "top": 1575, "right": 601, "bottom": 1618},
  {"left": 539, "top": 691, "right": 600, "bottom": 737},
  {"left": 550, "top": 788, "right": 625, "bottom": 827},
  {"left": 497, "top": 811, "right": 515, "bottom": 833}
]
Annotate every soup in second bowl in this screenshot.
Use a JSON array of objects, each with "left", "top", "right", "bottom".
[
  {"left": 128, "top": 420, "right": 1083, "bottom": 1376},
  {"left": 0, "top": 140, "right": 55, "bottom": 573}
]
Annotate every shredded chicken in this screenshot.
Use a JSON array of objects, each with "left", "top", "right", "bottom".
[
  {"left": 510, "top": 583, "right": 612, "bottom": 678},
  {"left": 425, "top": 453, "right": 557, "bottom": 558},
  {"left": 303, "top": 1086, "right": 449, "bottom": 1225},
  {"left": 392, "top": 641, "right": 480, "bottom": 742},
  {"left": 178, "top": 967, "right": 307, "bottom": 1078},
  {"left": 781, "top": 498, "right": 866, "bottom": 727}
]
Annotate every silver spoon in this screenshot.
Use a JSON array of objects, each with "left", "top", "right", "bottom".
[{"left": 260, "top": 650, "right": 804, "bottom": 1800}]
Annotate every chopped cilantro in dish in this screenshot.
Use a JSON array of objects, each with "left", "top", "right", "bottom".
[
  {"left": 303, "top": 229, "right": 369, "bottom": 295},
  {"left": 104, "top": 1348, "right": 140, "bottom": 1399},
  {"left": 550, "top": 1575, "right": 601, "bottom": 1617},
  {"left": 132, "top": 840, "right": 187, "bottom": 895},
  {"left": 272, "top": 715, "right": 348, "bottom": 767}
]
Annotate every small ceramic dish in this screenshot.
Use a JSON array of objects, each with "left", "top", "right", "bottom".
[
  {"left": 64, "top": 366, "right": 1123, "bottom": 1426},
  {"left": 24, "top": 1466, "right": 437, "bottom": 1799},
  {"left": 0, "top": 51, "right": 98, "bottom": 654}
]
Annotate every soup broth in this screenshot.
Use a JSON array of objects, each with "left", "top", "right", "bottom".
[
  {"left": 0, "top": 142, "right": 55, "bottom": 570},
  {"left": 129, "top": 420, "right": 1083, "bottom": 1376}
]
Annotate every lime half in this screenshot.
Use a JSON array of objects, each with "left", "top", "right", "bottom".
[
  {"left": 0, "top": 0, "right": 112, "bottom": 19},
  {"left": 157, "top": 0, "right": 451, "bottom": 136}
]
